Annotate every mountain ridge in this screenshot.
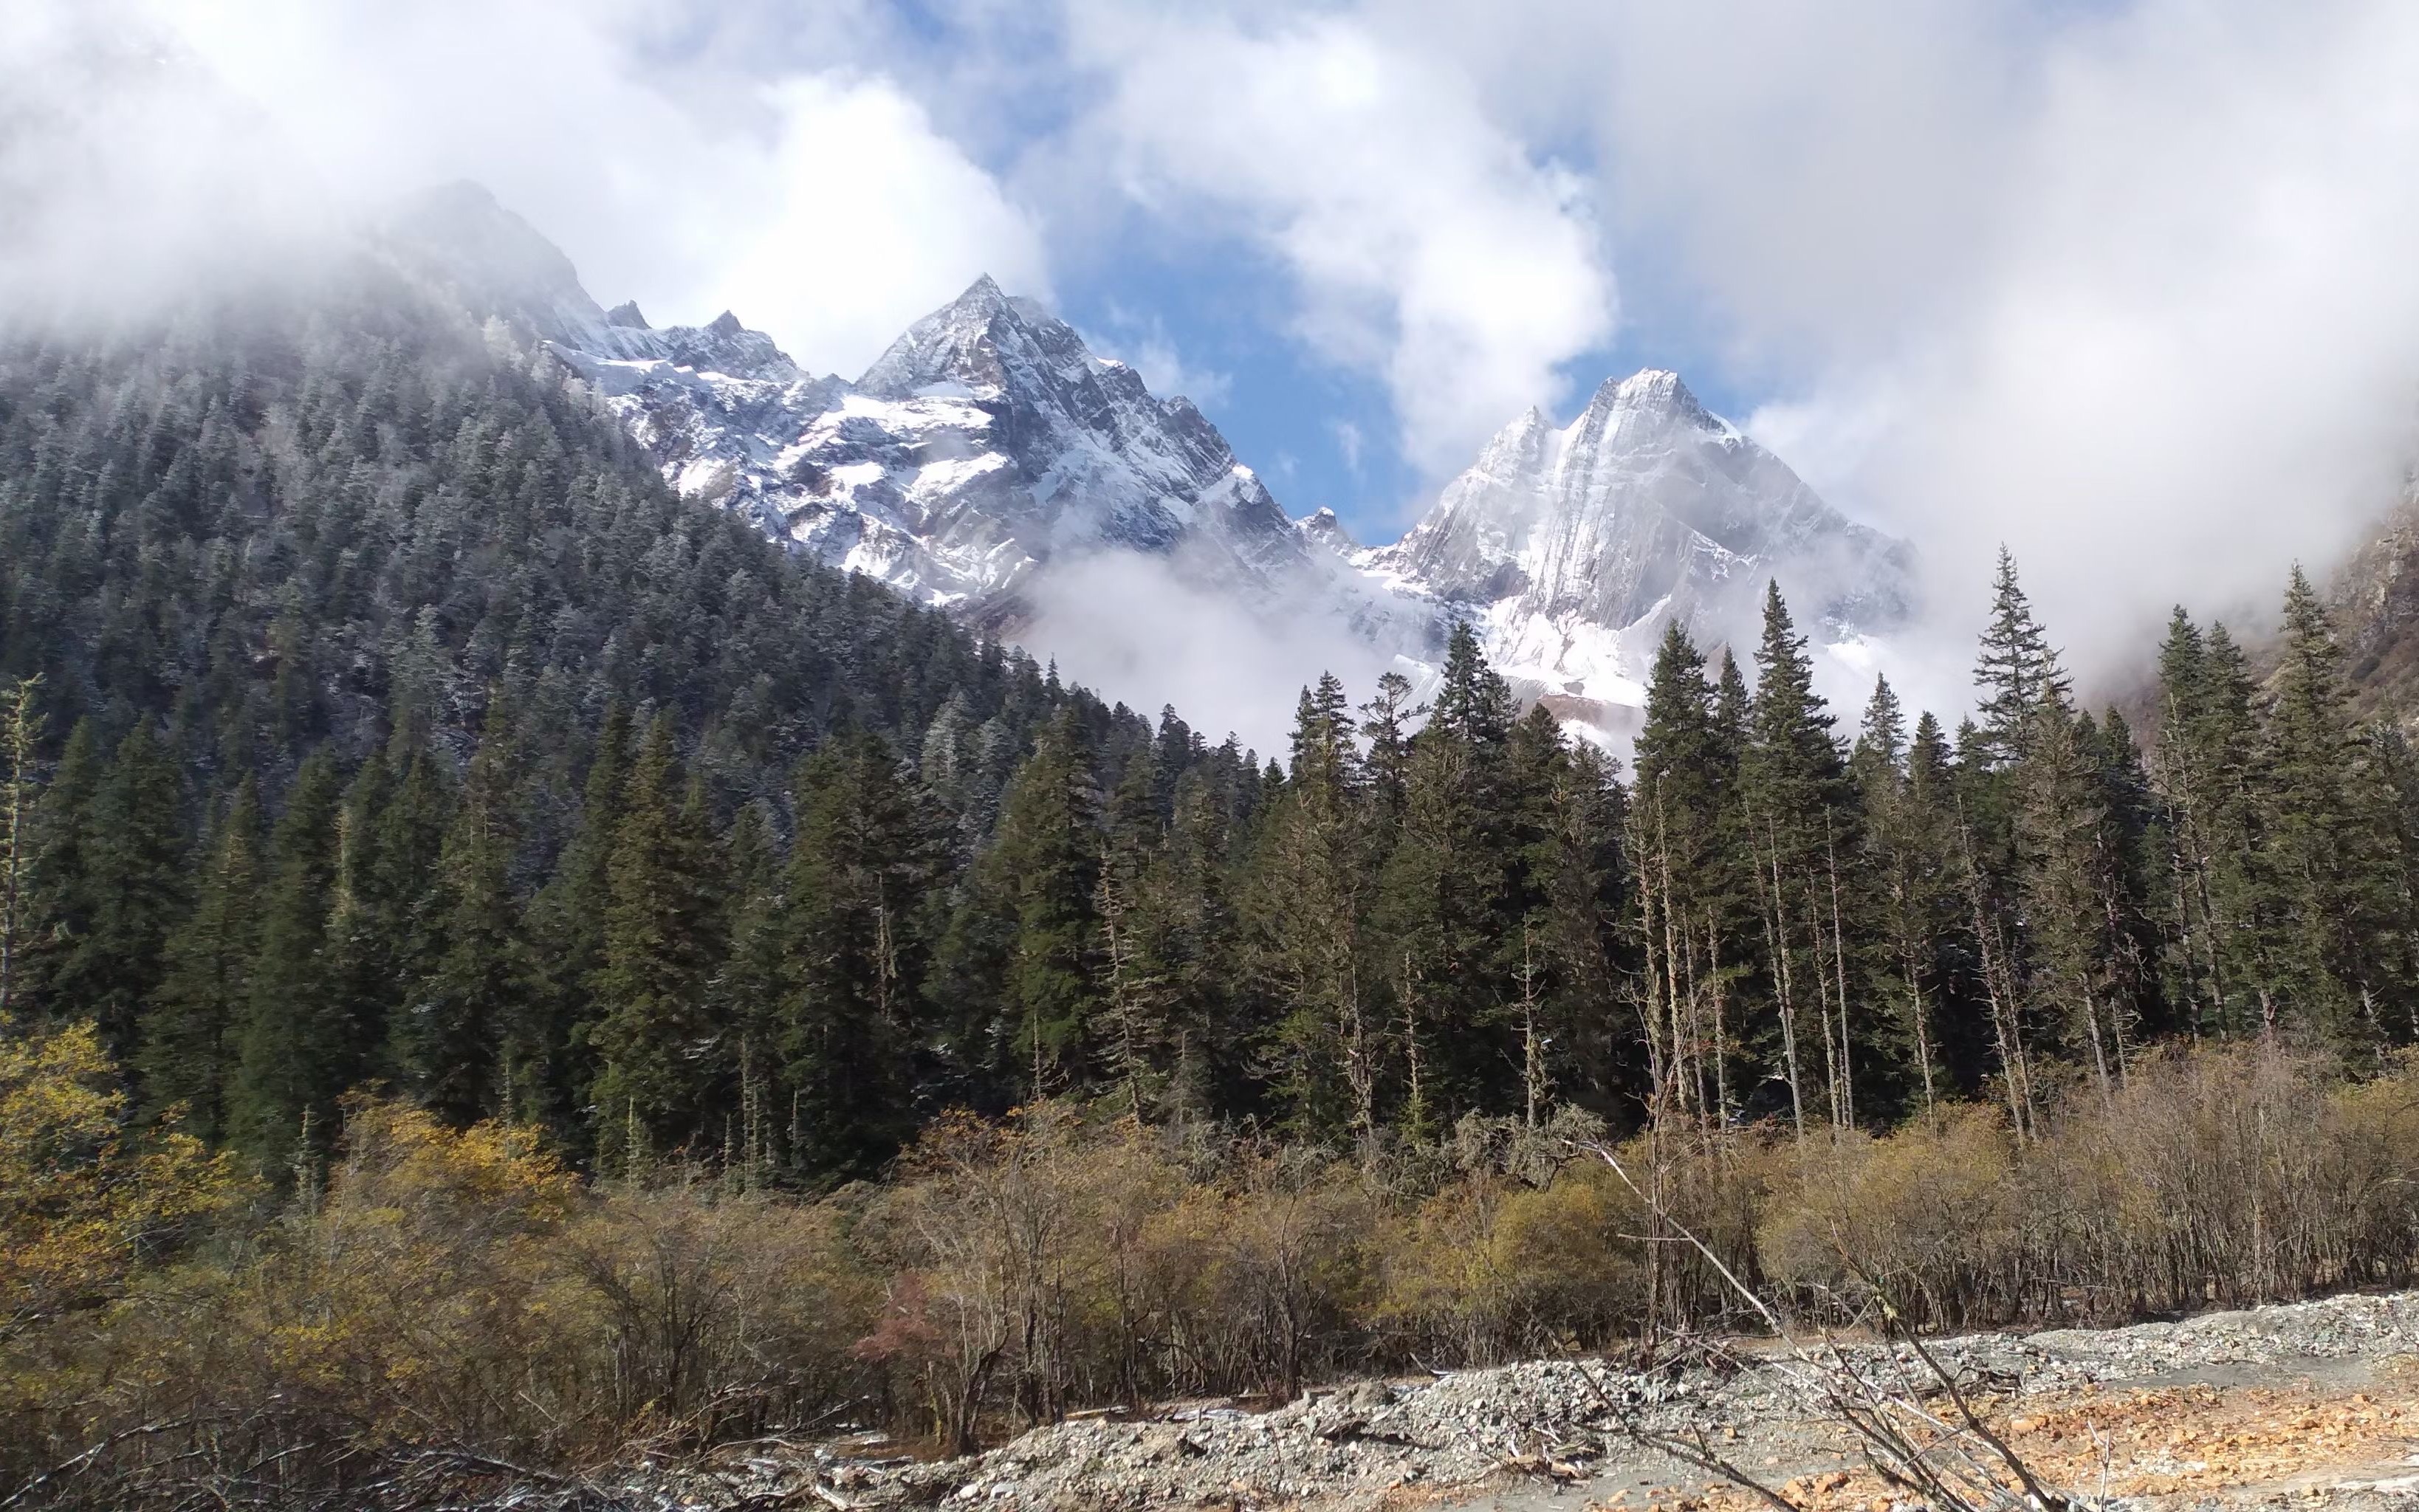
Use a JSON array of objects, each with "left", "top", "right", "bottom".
[{"left": 384, "top": 182, "right": 1915, "bottom": 726}]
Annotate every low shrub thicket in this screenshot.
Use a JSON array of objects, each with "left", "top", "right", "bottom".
[{"left": 5, "top": 1034, "right": 2418, "bottom": 1503}]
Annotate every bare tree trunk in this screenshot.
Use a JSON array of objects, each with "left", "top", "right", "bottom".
[
  {"left": 1634, "top": 808, "right": 1670, "bottom": 1120},
  {"left": 1804, "top": 876, "right": 1843, "bottom": 1130},
  {"left": 1706, "top": 905, "right": 1732, "bottom": 1128},
  {"left": 0, "top": 676, "right": 42, "bottom": 1023},
  {"left": 1342, "top": 946, "right": 1373, "bottom": 1148},
  {"left": 1680, "top": 914, "right": 1709, "bottom": 1129},
  {"left": 1956, "top": 801, "right": 2033, "bottom": 1143},
  {"left": 739, "top": 1031, "right": 763, "bottom": 1188},
  {"left": 1761, "top": 825, "right": 1807, "bottom": 1142},
  {"left": 2083, "top": 989, "right": 2114, "bottom": 1104},
  {"left": 1518, "top": 924, "right": 1548, "bottom": 1127},
  {"left": 1658, "top": 797, "right": 1693, "bottom": 1122},
  {"left": 1826, "top": 825, "right": 1856, "bottom": 1131},
  {"left": 1901, "top": 943, "right": 1936, "bottom": 1120}
]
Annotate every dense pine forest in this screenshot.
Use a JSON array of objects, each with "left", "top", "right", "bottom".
[
  {"left": 7, "top": 277, "right": 2419, "bottom": 1504},
  {"left": 0, "top": 270, "right": 1229, "bottom": 1178}
]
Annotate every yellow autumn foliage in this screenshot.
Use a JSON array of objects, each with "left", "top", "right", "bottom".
[
  {"left": 6, "top": 1040, "right": 2419, "bottom": 1507},
  {"left": 0, "top": 1020, "right": 240, "bottom": 1341}
]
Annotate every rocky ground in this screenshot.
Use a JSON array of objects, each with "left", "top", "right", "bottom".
[{"left": 614, "top": 1293, "right": 2419, "bottom": 1512}]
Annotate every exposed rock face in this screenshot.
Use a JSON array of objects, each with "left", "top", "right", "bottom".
[
  {"left": 808, "top": 275, "right": 1317, "bottom": 621},
  {"left": 2329, "top": 483, "right": 2419, "bottom": 720}
]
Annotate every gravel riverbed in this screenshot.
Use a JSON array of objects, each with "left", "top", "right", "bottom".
[{"left": 569, "top": 1292, "right": 2419, "bottom": 1512}]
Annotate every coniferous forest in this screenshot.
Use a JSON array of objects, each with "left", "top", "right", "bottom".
[{"left": 8, "top": 278, "right": 2419, "bottom": 1502}]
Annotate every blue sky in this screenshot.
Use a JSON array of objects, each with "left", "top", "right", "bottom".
[{"left": 1059, "top": 236, "right": 1449, "bottom": 540}]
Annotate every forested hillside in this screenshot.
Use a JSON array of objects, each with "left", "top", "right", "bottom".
[
  {"left": 5, "top": 261, "right": 2419, "bottom": 1186},
  {"left": 0, "top": 269, "right": 1224, "bottom": 1179}
]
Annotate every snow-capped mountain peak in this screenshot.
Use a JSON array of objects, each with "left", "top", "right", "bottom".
[
  {"left": 1370, "top": 368, "right": 1913, "bottom": 725},
  {"left": 1593, "top": 365, "right": 1708, "bottom": 414},
  {"left": 859, "top": 274, "right": 1076, "bottom": 399},
  {"left": 1296, "top": 506, "right": 1360, "bottom": 553}
]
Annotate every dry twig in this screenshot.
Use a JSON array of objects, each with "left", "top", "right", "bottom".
[{"left": 1571, "top": 1139, "right": 2080, "bottom": 1512}]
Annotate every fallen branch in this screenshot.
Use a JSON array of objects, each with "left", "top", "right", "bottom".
[{"left": 1571, "top": 1139, "right": 2077, "bottom": 1512}]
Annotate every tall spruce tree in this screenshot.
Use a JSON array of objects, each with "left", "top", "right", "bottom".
[
  {"left": 513, "top": 702, "right": 630, "bottom": 1138},
  {"left": 2154, "top": 610, "right": 2248, "bottom": 1037},
  {"left": 1150, "top": 763, "right": 1244, "bottom": 1123},
  {"left": 1520, "top": 716, "right": 1629, "bottom": 1120},
  {"left": 590, "top": 714, "right": 723, "bottom": 1168},
  {"left": 981, "top": 707, "right": 1102, "bottom": 1099},
  {"left": 1974, "top": 548, "right": 2071, "bottom": 769},
  {"left": 1359, "top": 670, "right": 1421, "bottom": 826},
  {"left": 1740, "top": 581, "right": 1854, "bottom": 1133},
  {"left": 1377, "top": 647, "right": 1527, "bottom": 1125},
  {"left": 2011, "top": 691, "right": 2129, "bottom": 1094},
  {"left": 1095, "top": 746, "right": 1169, "bottom": 1118},
  {"left": 19, "top": 719, "right": 102, "bottom": 1021},
  {"left": 399, "top": 698, "right": 519, "bottom": 1124},
  {"left": 1961, "top": 557, "right": 2074, "bottom": 1136},
  {"left": 139, "top": 779, "right": 261, "bottom": 1140},
  {"left": 2257, "top": 568, "right": 2412, "bottom": 1043},
  {"left": 33, "top": 722, "right": 187, "bottom": 1062},
  {"left": 2087, "top": 707, "right": 2167, "bottom": 1043},
  {"left": 1263, "top": 673, "right": 1375, "bottom": 1138},
  {"left": 712, "top": 797, "right": 786, "bottom": 1182},
  {"left": 1629, "top": 622, "right": 1734, "bottom": 1126},
  {"left": 226, "top": 749, "right": 349, "bottom": 1172},
  {"left": 782, "top": 729, "right": 946, "bottom": 1178},
  {"left": 1857, "top": 697, "right": 1963, "bottom": 1114}
]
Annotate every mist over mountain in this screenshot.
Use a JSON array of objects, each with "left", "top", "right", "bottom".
[{"left": 377, "top": 182, "right": 1915, "bottom": 746}]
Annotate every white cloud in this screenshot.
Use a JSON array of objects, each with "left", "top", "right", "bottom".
[
  {"left": 0, "top": 5, "right": 343, "bottom": 315},
  {"left": 1061, "top": 6, "right": 1616, "bottom": 475},
  {"left": 700, "top": 75, "right": 1049, "bottom": 376},
  {"left": 1867, "top": 0, "right": 2419, "bottom": 670},
  {"left": 1020, "top": 550, "right": 1396, "bottom": 757},
  {"left": 1331, "top": 420, "right": 1365, "bottom": 474},
  {"left": 29, "top": 0, "right": 1045, "bottom": 377}
]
